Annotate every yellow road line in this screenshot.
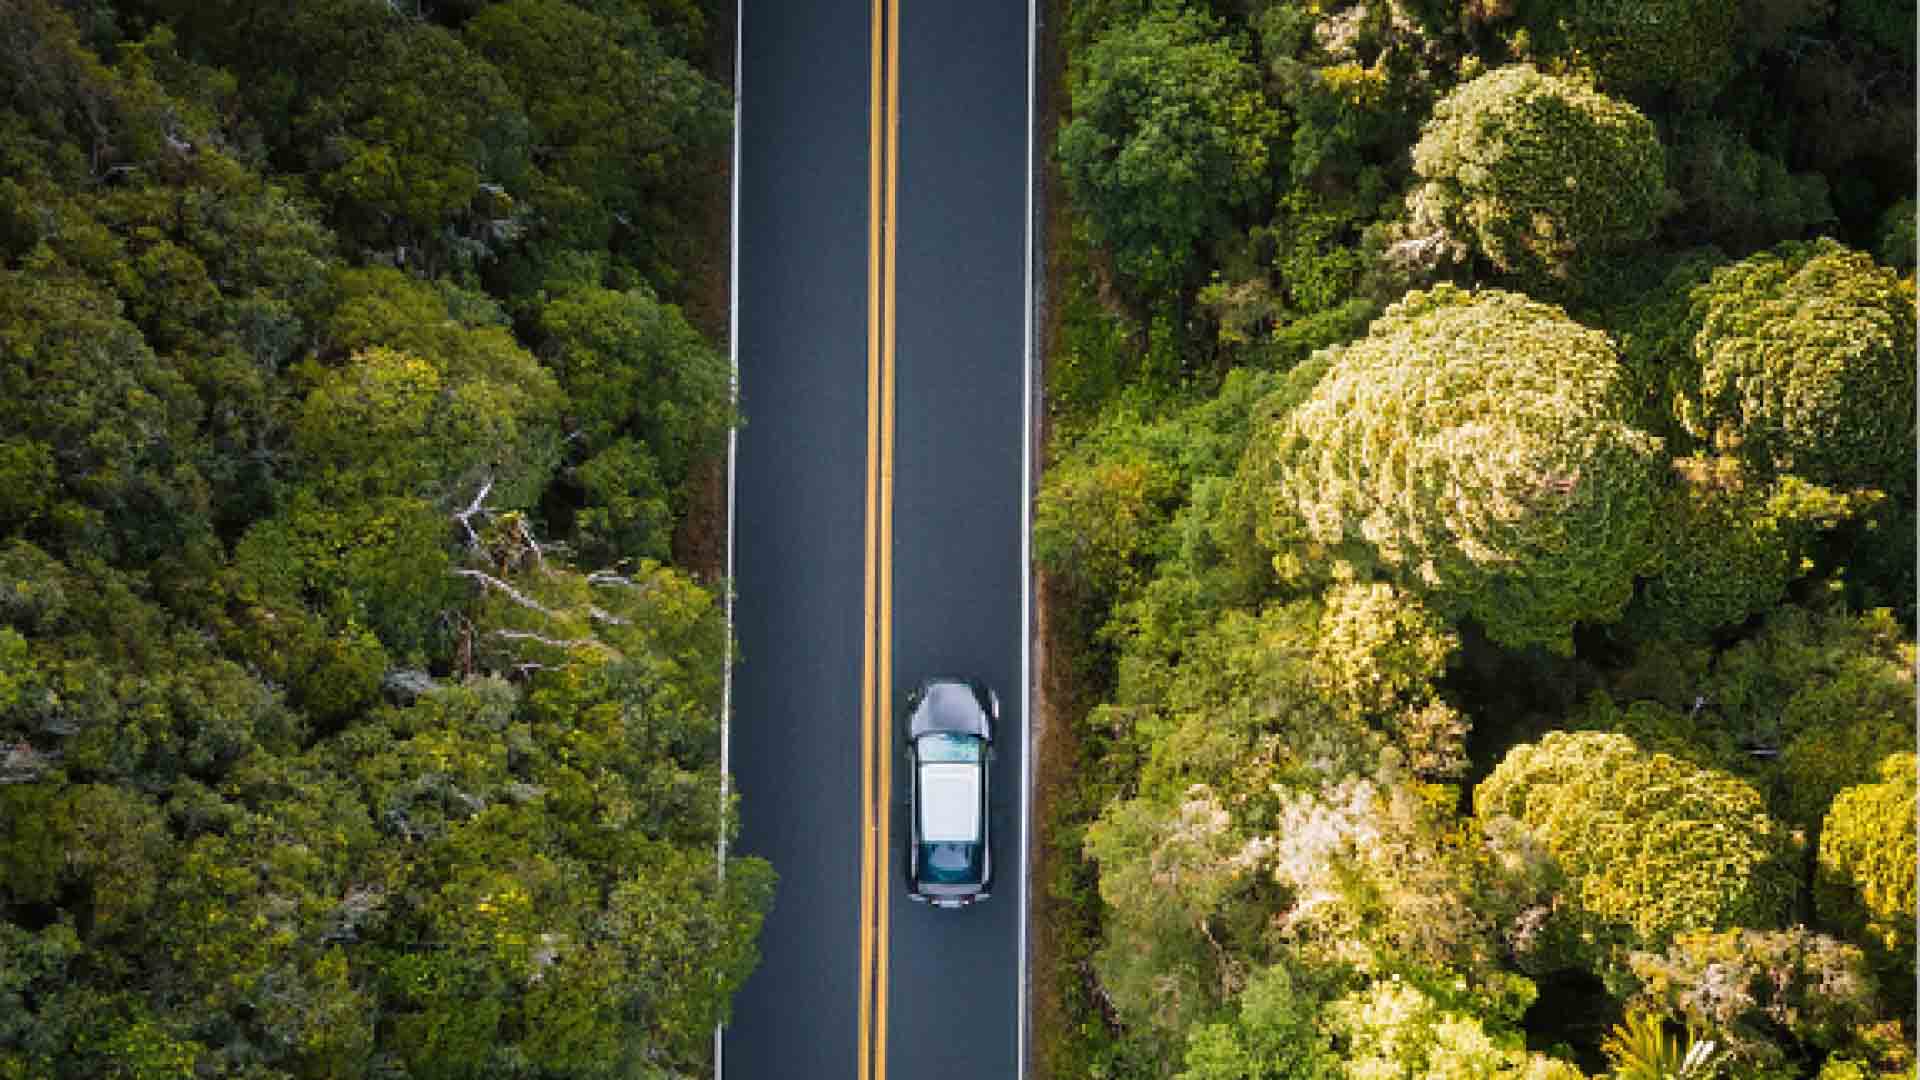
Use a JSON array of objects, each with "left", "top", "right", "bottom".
[
  {"left": 857, "top": 0, "right": 884, "bottom": 1072},
  {"left": 873, "top": 0, "right": 901, "bottom": 1073}
]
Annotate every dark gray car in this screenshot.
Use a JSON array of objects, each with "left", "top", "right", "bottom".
[{"left": 903, "top": 677, "right": 996, "bottom": 909}]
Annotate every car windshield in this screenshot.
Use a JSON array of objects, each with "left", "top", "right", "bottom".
[{"left": 917, "top": 732, "right": 983, "bottom": 763}]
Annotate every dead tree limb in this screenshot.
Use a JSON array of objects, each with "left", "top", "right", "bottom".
[
  {"left": 452, "top": 568, "right": 554, "bottom": 617},
  {"left": 454, "top": 476, "right": 496, "bottom": 552}
]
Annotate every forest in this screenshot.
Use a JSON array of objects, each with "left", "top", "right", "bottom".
[
  {"left": 1033, "top": 0, "right": 1915, "bottom": 1078},
  {"left": 0, "top": 0, "right": 769, "bottom": 1076},
  {"left": 0, "top": 0, "right": 1913, "bottom": 1075}
]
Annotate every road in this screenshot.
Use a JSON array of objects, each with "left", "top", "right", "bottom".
[{"left": 724, "top": 0, "right": 1032, "bottom": 1077}]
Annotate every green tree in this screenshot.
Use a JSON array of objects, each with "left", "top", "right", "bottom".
[
  {"left": 1817, "top": 753, "right": 1917, "bottom": 957},
  {"left": 1033, "top": 399, "right": 1185, "bottom": 624},
  {"left": 1516, "top": 0, "right": 1741, "bottom": 99},
  {"left": 1247, "top": 286, "right": 1664, "bottom": 653},
  {"left": 1084, "top": 788, "right": 1259, "bottom": 1044},
  {"left": 1705, "top": 604, "right": 1915, "bottom": 832},
  {"left": 1627, "top": 457, "right": 1878, "bottom": 641},
  {"left": 1476, "top": 732, "right": 1798, "bottom": 974},
  {"left": 0, "top": 4, "right": 764, "bottom": 1076},
  {"left": 1324, "top": 978, "right": 1583, "bottom": 1080},
  {"left": 0, "top": 268, "right": 209, "bottom": 565},
  {"left": 1662, "top": 115, "right": 1834, "bottom": 252},
  {"left": 1680, "top": 238, "right": 1917, "bottom": 492},
  {"left": 534, "top": 284, "right": 734, "bottom": 561},
  {"left": 1035, "top": 367, "right": 1300, "bottom": 679},
  {"left": 1874, "top": 199, "right": 1914, "bottom": 271},
  {"left": 294, "top": 326, "right": 562, "bottom": 512},
  {"left": 464, "top": 0, "right": 729, "bottom": 291},
  {"left": 1057, "top": 4, "right": 1279, "bottom": 295},
  {"left": 1178, "top": 962, "right": 1338, "bottom": 1080},
  {"left": 1405, "top": 65, "right": 1666, "bottom": 290},
  {"left": 1312, "top": 582, "right": 1466, "bottom": 780}
]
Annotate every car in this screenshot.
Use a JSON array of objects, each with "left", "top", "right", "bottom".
[{"left": 903, "top": 676, "right": 997, "bottom": 909}]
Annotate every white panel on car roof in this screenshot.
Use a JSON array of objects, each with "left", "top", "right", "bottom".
[{"left": 919, "top": 763, "right": 981, "bottom": 843}]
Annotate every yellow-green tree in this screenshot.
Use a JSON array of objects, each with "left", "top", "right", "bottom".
[
  {"left": 1628, "top": 928, "right": 1889, "bottom": 1073},
  {"left": 1680, "top": 239, "right": 1917, "bottom": 492},
  {"left": 1248, "top": 286, "right": 1663, "bottom": 653},
  {"left": 1406, "top": 65, "right": 1665, "bottom": 289},
  {"left": 1476, "top": 732, "right": 1797, "bottom": 975},
  {"left": 1817, "top": 753, "right": 1917, "bottom": 958}
]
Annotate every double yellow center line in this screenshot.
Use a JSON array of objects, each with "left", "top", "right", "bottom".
[{"left": 857, "top": 0, "right": 900, "bottom": 1077}]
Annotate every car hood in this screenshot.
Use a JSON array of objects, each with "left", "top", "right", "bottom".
[{"left": 907, "top": 679, "right": 992, "bottom": 739}]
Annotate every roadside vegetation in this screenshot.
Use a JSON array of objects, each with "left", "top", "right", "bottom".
[
  {"left": 0, "top": 1, "right": 768, "bottom": 1075},
  {"left": 1033, "top": 0, "right": 1915, "bottom": 1077}
]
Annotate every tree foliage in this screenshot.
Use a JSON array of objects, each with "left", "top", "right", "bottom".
[
  {"left": 464, "top": 0, "right": 729, "bottom": 288},
  {"left": 535, "top": 284, "right": 735, "bottom": 562},
  {"left": 1627, "top": 928, "right": 1888, "bottom": 1072},
  {"left": 0, "top": 0, "right": 761, "bottom": 1074},
  {"left": 1516, "top": 0, "right": 1742, "bottom": 100},
  {"left": 1626, "top": 457, "right": 1878, "bottom": 641},
  {"left": 1406, "top": 65, "right": 1666, "bottom": 290},
  {"left": 1177, "top": 962, "right": 1338, "bottom": 1080},
  {"left": 1680, "top": 238, "right": 1917, "bottom": 492},
  {"left": 1817, "top": 753, "right": 1918, "bottom": 956},
  {"left": 1476, "top": 732, "right": 1797, "bottom": 972},
  {"left": 1248, "top": 286, "right": 1663, "bottom": 653},
  {"left": 1058, "top": 4, "right": 1279, "bottom": 295},
  {"left": 1708, "top": 604, "right": 1915, "bottom": 831},
  {"left": 1041, "top": 0, "right": 1916, "bottom": 1073}
]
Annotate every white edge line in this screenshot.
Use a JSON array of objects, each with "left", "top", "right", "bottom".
[
  {"left": 716, "top": 0, "right": 742, "bottom": 1075},
  {"left": 1018, "top": 0, "right": 1037, "bottom": 1076}
]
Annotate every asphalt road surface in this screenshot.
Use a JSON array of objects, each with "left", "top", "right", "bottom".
[{"left": 724, "top": 0, "right": 1031, "bottom": 1077}]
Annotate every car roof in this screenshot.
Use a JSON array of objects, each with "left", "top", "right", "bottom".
[{"left": 918, "top": 762, "right": 981, "bottom": 843}]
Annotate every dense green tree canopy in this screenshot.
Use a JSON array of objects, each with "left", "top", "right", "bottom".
[
  {"left": 0, "top": 1, "right": 764, "bottom": 1074},
  {"left": 464, "top": 0, "right": 729, "bottom": 285},
  {"left": 1406, "top": 65, "right": 1666, "bottom": 289},
  {"left": 534, "top": 283, "right": 734, "bottom": 562},
  {"left": 1626, "top": 457, "right": 1877, "bottom": 641},
  {"left": 1176, "top": 962, "right": 1336, "bottom": 1080},
  {"left": 1057, "top": 4, "right": 1279, "bottom": 295},
  {"left": 1518, "top": 0, "right": 1742, "bottom": 99},
  {"left": 1249, "top": 285, "right": 1663, "bottom": 653},
  {"left": 1712, "top": 604, "right": 1915, "bottom": 830},
  {"left": 1038, "top": 0, "right": 1916, "bottom": 1073}
]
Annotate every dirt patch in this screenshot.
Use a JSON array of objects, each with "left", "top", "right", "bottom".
[
  {"left": 1028, "top": 571, "right": 1087, "bottom": 1080},
  {"left": 1026, "top": 1, "right": 1081, "bottom": 1076},
  {"left": 670, "top": 6, "right": 738, "bottom": 588},
  {"left": 673, "top": 451, "right": 728, "bottom": 585}
]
